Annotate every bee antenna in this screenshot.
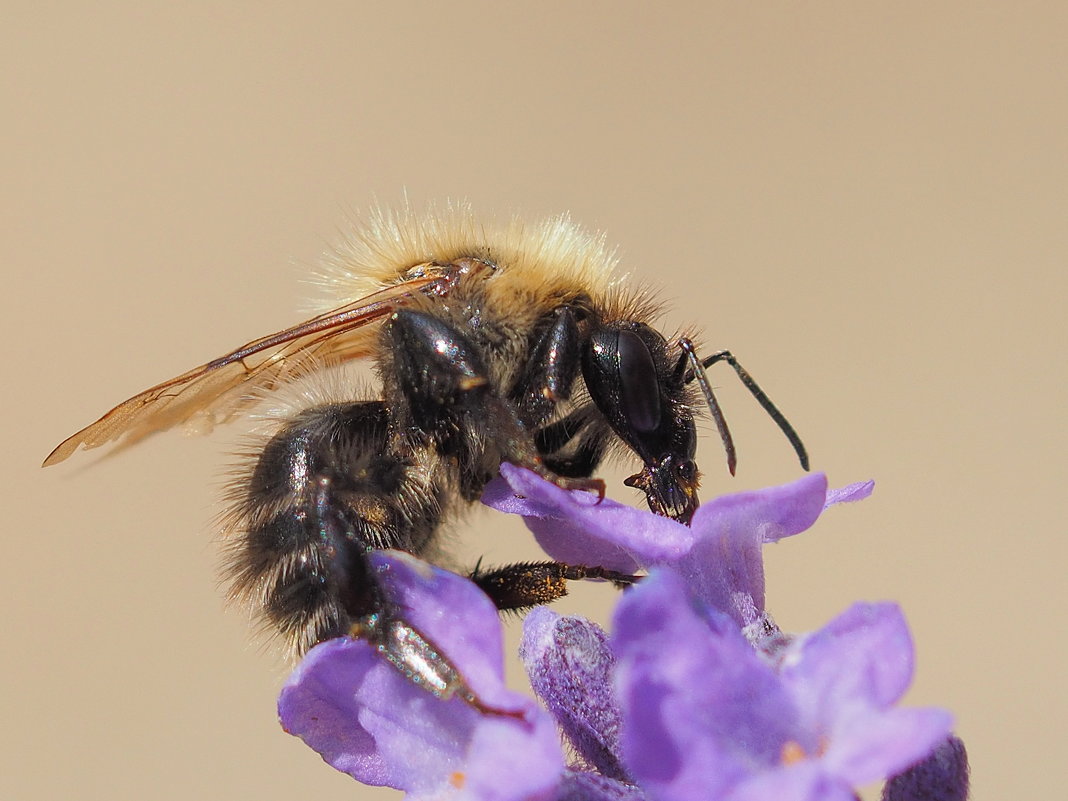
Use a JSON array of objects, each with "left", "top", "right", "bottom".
[
  {"left": 677, "top": 339, "right": 810, "bottom": 473},
  {"left": 678, "top": 339, "right": 737, "bottom": 476}
]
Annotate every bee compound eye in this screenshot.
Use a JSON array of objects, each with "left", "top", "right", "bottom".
[{"left": 616, "top": 329, "right": 662, "bottom": 434}]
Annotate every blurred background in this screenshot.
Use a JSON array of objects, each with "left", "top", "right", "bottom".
[{"left": 4, "top": 4, "right": 1064, "bottom": 799}]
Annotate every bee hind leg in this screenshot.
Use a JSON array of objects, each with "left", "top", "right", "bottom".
[{"left": 227, "top": 401, "right": 444, "bottom": 656}]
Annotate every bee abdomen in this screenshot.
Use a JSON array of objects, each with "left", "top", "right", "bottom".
[{"left": 224, "top": 401, "right": 446, "bottom": 657}]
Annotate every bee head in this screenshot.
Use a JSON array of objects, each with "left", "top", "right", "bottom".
[{"left": 582, "top": 322, "right": 700, "bottom": 525}]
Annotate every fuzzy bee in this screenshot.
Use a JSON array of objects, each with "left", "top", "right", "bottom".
[{"left": 45, "top": 205, "right": 807, "bottom": 705}]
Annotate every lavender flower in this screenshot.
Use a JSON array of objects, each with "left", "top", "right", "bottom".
[
  {"left": 882, "top": 735, "right": 970, "bottom": 801},
  {"left": 519, "top": 578, "right": 953, "bottom": 801},
  {"left": 609, "top": 571, "right": 954, "bottom": 801},
  {"left": 484, "top": 464, "right": 873, "bottom": 630},
  {"left": 278, "top": 550, "right": 563, "bottom": 801},
  {"left": 521, "top": 606, "right": 629, "bottom": 783},
  {"left": 278, "top": 469, "right": 965, "bottom": 801}
]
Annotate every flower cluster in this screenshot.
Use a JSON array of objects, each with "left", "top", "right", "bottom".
[{"left": 278, "top": 465, "right": 969, "bottom": 801}]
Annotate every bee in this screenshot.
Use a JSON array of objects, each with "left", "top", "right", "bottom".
[{"left": 45, "top": 204, "right": 807, "bottom": 709}]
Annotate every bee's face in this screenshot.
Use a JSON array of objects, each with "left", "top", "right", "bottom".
[
  {"left": 581, "top": 322, "right": 701, "bottom": 524},
  {"left": 625, "top": 449, "right": 700, "bottom": 524}
]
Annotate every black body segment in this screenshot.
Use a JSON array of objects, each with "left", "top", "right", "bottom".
[
  {"left": 230, "top": 402, "right": 444, "bottom": 655},
  {"left": 386, "top": 309, "right": 490, "bottom": 413},
  {"left": 384, "top": 307, "right": 557, "bottom": 501},
  {"left": 535, "top": 406, "right": 613, "bottom": 479},
  {"left": 581, "top": 323, "right": 696, "bottom": 467},
  {"left": 581, "top": 321, "right": 702, "bottom": 522}
]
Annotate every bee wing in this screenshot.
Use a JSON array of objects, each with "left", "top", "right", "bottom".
[{"left": 44, "top": 270, "right": 451, "bottom": 466}]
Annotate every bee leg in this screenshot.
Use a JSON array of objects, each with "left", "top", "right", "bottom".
[
  {"left": 534, "top": 405, "right": 613, "bottom": 478},
  {"left": 509, "top": 306, "right": 582, "bottom": 427},
  {"left": 228, "top": 401, "right": 444, "bottom": 656},
  {"left": 386, "top": 308, "right": 603, "bottom": 498},
  {"left": 231, "top": 402, "right": 522, "bottom": 712},
  {"left": 509, "top": 308, "right": 617, "bottom": 477},
  {"left": 470, "top": 561, "right": 642, "bottom": 611}
]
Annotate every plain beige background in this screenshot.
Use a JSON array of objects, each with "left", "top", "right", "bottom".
[{"left": 4, "top": 4, "right": 1064, "bottom": 800}]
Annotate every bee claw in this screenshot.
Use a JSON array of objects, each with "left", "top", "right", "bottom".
[{"left": 555, "top": 476, "right": 606, "bottom": 501}]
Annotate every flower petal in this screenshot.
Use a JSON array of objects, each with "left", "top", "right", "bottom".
[
  {"left": 368, "top": 550, "right": 525, "bottom": 713},
  {"left": 278, "top": 637, "right": 475, "bottom": 791},
  {"left": 522, "top": 607, "right": 628, "bottom": 781},
  {"left": 689, "top": 472, "right": 829, "bottom": 545},
  {"left": 824, "top": 480, "right": 875, "bottom": 509},
  {"left": 278, "top": 552, "right": 562, "bottom": 798},
  {"left": 485, "top": 464, "right": 693, "bottom": 571},
  {"left": 460, "top": 711, "right": 565, "bottom": 801},
  {"left": 612, "top": 570, "right": 800, "bottom": 801},
  {"left": 673, "top": 473, "right": 829, "bottom": 624},
  {"left": 780, "top": 603, "right": 954, "bottom": 787},
  {"left": 781, "top": 603, "right": 916, "bottom": 720},
  {"left": 726, "top": 761, "right": 856, "bottom": 801},
  {"left": 824, "top": 706, "right": 955, "bottom": 788}
]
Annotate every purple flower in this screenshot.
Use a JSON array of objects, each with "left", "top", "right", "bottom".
[
  {"left": 521, "top": 606, "right": 629, "bottom": 783},
  {"left": 882, "top": 735, "right": 970, "bottom": 801},
  {"left": 618, "top": 572, "right": 952, "bottom": 799},
  {"left": 279, "top": 469, "right": 961, "bottom": 801},
  {"left": 485, "top": 464, "right": 873, "bottom": 629},
  {"left": 554, "top": 770, "right": 646, "bottom": 801},
  {"left": 278, "top": 550, "right": 563, "bottom": 801},
  {"left": 523, "top": 572, "right": 954, "bottom": 801}
]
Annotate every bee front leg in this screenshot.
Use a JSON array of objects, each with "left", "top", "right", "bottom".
[{"left": 508, "top": 305, "right": 582, "bottom": 427}]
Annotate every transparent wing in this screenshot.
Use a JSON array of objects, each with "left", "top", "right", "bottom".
[{"left": 44, "top": 268, "right": 454, "bottom": 466}]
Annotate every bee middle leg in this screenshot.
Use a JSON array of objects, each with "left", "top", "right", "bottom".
[
  {"left": 470, "top": 560, "right": 642, "bottom": 611},
  {"left": 534, "top": 406, "right": 613, "bottom": 478}
]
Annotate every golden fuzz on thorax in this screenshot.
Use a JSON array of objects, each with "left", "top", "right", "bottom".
[{"left": 313, "top": 202, "right": 624, "bottom": 315}]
